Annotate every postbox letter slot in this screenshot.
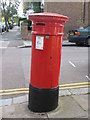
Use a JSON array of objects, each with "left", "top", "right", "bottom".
[{"left": 36, "top": 23, "right": 45, "bottom": 26}]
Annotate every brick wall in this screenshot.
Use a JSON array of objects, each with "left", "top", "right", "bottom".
[
  {"left": 21, "top": 22, "right": 32, "bottom": 40},
  {"left": 44, "top": 2, "right": 88, "bottom": 39}
]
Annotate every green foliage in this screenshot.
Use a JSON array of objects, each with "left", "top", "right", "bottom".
[
  {"left": 8, "top": 5, "right": 17, "bottom": 18},
  {"left": 23, "top": 19, "right": 32, "bottom": 26},
  {"left": 1, "top": 17, "right": 5, "bottom": 22},
  {"left": 1, "top": 2, "right": 18, "bottom": 18},
  {"left": 1, "top": 0, "right": 20, "bottom": 31},
  {"left": 23, "top": 19, "right": 32, "bottom": 30},
  {"left": 31, "top": 2, "right": 41, "bottom": 13},
  {"left": 18, "top": 17, "right": 26, "bottom": 26},
  {"left": 14, "top": 16, "right": 19, "bottom": 25},
  {"left": 9, "top": 23, "right": 13, "bottom": 29}
]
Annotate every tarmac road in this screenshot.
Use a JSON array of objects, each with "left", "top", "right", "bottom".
[
  {"left": 60, "top": 45, "right": 89, "bottom": 84},
  {"left": 0, "top": 26, "right": 89, "bottom": 97}
]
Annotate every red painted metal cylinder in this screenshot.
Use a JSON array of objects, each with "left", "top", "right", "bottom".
[
  {"left": 28, "top": 12, "right": 68, "bottom": 112},
  {"left": 31, "top": 34, "right": 62, "bottom": 88},
  {"left": 29, "top": 13, "right": 68, "bottom": 89}
]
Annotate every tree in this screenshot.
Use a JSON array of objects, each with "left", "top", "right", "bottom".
[
  {"left": 31, "top": 2, "right": 41, "bottom": 13},
  {"left": 1, "top": 0, "right": 20, "bottom": 32}
]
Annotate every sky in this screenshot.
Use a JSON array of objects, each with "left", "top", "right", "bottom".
[
  {"left": 18, "top": 0, "right": 23, "bottom": 17},
  {"left": 1, "top": 0, "right": 23, "bottom": 17}
]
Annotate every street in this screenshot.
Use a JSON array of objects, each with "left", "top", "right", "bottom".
[
  {"left": 0, "top": 27, "right": 89, "bottom": 92},
  {"left": 60, "top": 45, "right": 88, "bottom": 84},
  {"left": 0, "top": 1, "right": 89, "bottom": 119}
]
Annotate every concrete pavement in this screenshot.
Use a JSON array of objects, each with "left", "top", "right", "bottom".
[
  {"left": 0, "top": 26, "right": 89, "bottom": 95},
  {"left": 0, "top": 94, "right": 89, "bottom": 119}
]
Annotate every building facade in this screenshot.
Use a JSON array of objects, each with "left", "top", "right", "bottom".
[
  {"left": 44, "top": 2, "right": 88, "bottom": 38},
  {"left": 23, "top": 1, "right": 89, "bottom": 39}
]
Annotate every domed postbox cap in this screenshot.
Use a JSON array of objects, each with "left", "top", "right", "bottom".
[{"left": 28, "top": 12, "right": 69, "bottom": 23}]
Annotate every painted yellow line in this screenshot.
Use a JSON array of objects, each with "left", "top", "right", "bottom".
[
  {"left": 0, "top": 88, "right": 29, "bottom": 93},
  {"left": 59, "top": 82, "right": 90, "bottom": 87},
  {"left": 0, "top": 91, "right": 29, "bottom": 96},
  {"left": 0, "top": 85, "right": 90, "bottom": 96},
  {"left": 59, "top": 85, "right": 90, "bottom": 90},
  {"left": 0, "top": 82, "right": 89, "bottom": 94},
  {"left": 0, "top": 85, "right": 89, "bottom": 96}
]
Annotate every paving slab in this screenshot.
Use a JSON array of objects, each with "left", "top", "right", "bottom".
[
  {"left": 88, "top": 95, "right": 90, "bottom": 117},
  {"left": 0, "top": 107, "right": 2, "bottom": 119},
  {"left": 0, "top": 95, "right": 89, "bottom": 118},
  {"left": 62, "top": 40, "right": 75, "bottom": 46},
  {"left": 59, "top": 89, "right": 71, "bottom": 96},
  {"left": 23, "top": 41, "right": 32, "bottom": 47},
  {"left": 72, "top": 94, "right": 88, "bottom": 111},
  {"left": 47, "top": 96, "right": 88, "bottom": 118},
  {"left": 2, "top": 102, "right": 48, "bottom": 118},
  {"left": 69, "top": 88, "right": 88, "bottom": 95},
  {"left": 13, "top": 95, "right": 28, "bottom": 104},
  {"left": 0, "top": 98, "right": 12, "bottom": 106},
  {"left": 2, "top": 27, "right": 22, "bottom": 42}
]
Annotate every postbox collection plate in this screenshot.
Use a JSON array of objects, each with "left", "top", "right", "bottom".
[{"left": 36, "top": 36, "right": 44, "bottom": 50}]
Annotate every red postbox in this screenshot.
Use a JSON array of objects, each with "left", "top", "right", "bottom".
[{"left": 28, "top": 12, "right": 68, "bottom": 112}]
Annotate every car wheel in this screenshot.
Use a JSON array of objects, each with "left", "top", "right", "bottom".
[
  {"left": 76, "top": 43, "right": 80, "bottom": 46},
  {"left": 76, "top": 43, "right": 78, "bottom": 46},
  {"left": 87, "top": 38, "right": 90, "bottom": 46}
]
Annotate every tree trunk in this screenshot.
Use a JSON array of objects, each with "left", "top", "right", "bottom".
[{"left": 5, "top": 12, "right": 9, "bottom": 32}]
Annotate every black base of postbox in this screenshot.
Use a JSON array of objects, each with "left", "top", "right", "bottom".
[{"left": 28, "top": 84, "right": 59, "bottom": 112}]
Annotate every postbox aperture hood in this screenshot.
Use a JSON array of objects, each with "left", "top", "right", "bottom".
[{"left": 28, "top": 12, "right": 69, "bottom": 23}]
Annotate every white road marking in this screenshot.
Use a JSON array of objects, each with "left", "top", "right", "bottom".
[
  {"left": 0, "top": 47, "right": 7, "bottom": 49},
  {"left": 86, "top": 75, "right": 90, "bottom": 81},
  {"left": 69, "top": 61, "right": 76, "bottom": 68}
]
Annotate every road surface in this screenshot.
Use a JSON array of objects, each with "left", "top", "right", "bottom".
[{"left": 0, "top": 27, "right": 89, "bottom": 95}]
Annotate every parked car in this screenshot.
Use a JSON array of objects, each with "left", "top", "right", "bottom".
[
  {"left": 9, "top": 22, "right": 13, "bottom": 29},
  {"left": 0, "top": 22, "right": 5, "bottom": 32},
  {"left": 0, "top": 22, "right": 2, "bottom": 33},
  {"left": 13, "top": 22, "right": 17, "bottom": 26},
  {"left": 68, "top": 26, "right": 90, "bottom": 46},
  {"left": 2, "top": 22, "right": 6, "bottom": 31}
]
